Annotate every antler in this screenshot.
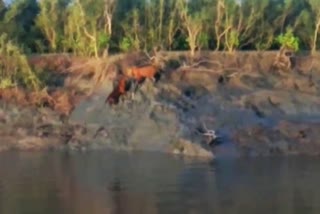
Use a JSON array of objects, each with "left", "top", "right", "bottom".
[
  {"left": 144, "top": 46, "right": 166, "bottom": 67},
  {"left": 146, "top": 53, "right": 156, "bottom": 61},
  {"left": 144, "top": 46, "right": 159, "bottom": 61}
]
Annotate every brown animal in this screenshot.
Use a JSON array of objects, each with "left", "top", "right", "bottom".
[
  {"left": 105, "top": 75, "right": 133, "bottom": 105},
  {"left": 105, "top": 48, "right": 165, "bottom": 105},
  {"left": 126, "top": 65, "right": 162, "bottom": 84},
  {"left": 123, "top": 49, "right": 165, "bottom": 93}
]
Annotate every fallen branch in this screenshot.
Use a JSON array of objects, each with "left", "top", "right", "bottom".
[{"left": 197, "top": 122, "right": 217, "bottom": 140}]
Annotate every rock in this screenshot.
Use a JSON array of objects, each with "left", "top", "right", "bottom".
[
  {"left": 171, "top": 139, "right": 214, "bottom": 160},
  {"left": 16, "top": 136, "right": 48, "bottom": 150}
]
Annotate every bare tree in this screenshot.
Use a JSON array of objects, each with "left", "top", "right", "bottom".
[
  {"left": 214, "top": 0, "right": 229, "bottom": 51},
  {"left": 309, "top": 0, "right": 320, "bottom": 54},
  {"left": 178, "top": 0, "right": 208, "bottom": 57},
  {"left": 102, "top": 0, "right": 117, "bottom": 57},
  {"left": 36, "top": 0, "right": 61, "bottom": 52}
]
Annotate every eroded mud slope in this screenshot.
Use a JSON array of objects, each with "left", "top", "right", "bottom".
[
  {"left": 1, "top": 51, "right": 319, "bottom": 158},
  {"left": 70, "top": 51, "right": 320, "bottom": 158}
]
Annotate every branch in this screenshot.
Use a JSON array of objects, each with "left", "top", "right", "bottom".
[
  {"left": 217, "top": 26, "right": 232, "bottom": 40},
  {"left": 83, "top": 27, "right": 96, "bottom": 41},
  {"left": 196, "top": 122, "right": 217, "bottom": 139}
]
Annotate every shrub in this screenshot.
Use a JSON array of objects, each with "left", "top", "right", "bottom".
[
  {"left": 0, "top": 33, "right": 42, "bottom": 90},
  {"left": 275, "top": 27, "right": 299, "bottom": 51},
  {"left": 226, "top": 29, "right": 240, "bottom": 51},
  {"left": 119, "top": 36, "right": 134, "bottom": 52},
  {"left": 197, "top": 32, "right": 209, "bottom": 49},
  {"left": 98, "top": 32, "right": 110, "bottom": 49},
  {"left": 0, "top": 78, "right": 16, "bottom": 89}
]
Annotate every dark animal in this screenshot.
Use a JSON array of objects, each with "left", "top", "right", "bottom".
[{"left": 105, "top": 75, "right": 134, "bottom": 105}]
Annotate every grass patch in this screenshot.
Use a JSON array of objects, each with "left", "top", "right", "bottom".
[{"left": 0, "top": 33, "right": 43, "bottom": 91}]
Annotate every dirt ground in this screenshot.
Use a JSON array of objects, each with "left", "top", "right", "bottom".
[{"left": 0, "top": 51, "right": 319, "bottom": 159}]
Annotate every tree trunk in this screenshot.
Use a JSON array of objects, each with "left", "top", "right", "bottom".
[
  {"left": 215, "top": 28, "right": 221, "bottom": 51},
  {"left": 159, "top": 0, "right": 164, "bottom": 43},
  {"left": 103, "top": 46, "right": 109, "bottom": 58},
  {"left": 187, "top": 28, "right": 196, "bottom": 58},
  {"left": 312, "top": 20, "right": 320, "bottom": 55}
]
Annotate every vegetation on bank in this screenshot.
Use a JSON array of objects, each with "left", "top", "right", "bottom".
[
  {"left": 0, "top": 0, "right": 319, "bottom": 56},
  {"left": 0, "top": 34, "right": 42, "bottom": 90},
  {"left": 0, "top": 0, "right": 319, "bottom": 90}
]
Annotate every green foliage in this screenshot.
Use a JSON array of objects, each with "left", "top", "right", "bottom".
[
  {"left": 119, "top": 36, "right": 134, "bottom": 52},
  {"left": 294, "top": 9, "right": 313, "bottom": 49},
  {"left": 35, "top": 0, "right": 64, "bottom": 52},
  {"left": 0, "top": 0, "right": 5, "bottom": 18},
  {"left": 197, "top": 32, "right": 209, "bottom": 49},
  {"left": 275, "top": 27, "right": 300, "bottom": 51},
  {"left": 231, "top": 31, "right": 240, "bottom": 48},
  {"left": 255, "top": 34, "right": 274, "bottom": 51},
  {"left": 172, "top": 34, "right": 188, "bottom": 50},
  {"left": 0, "top": 33, "right": 42, "bottom": 90},
  {"left": 3, "top": 0, "right": 41, "bottom": 52},
  {"left": 0, "top": 78, "right": 16, "bottom": 89},
  {"left": 98, "top": 32, "right": 110, "bottom": 49},
  {"left": 0, "top": 0, "right": 318, "bottom": 53},
  {"left": 225, "top": 29, "right": 240, "bottom": 52}
]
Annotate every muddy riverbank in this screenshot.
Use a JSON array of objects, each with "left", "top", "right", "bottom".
[{"left": 0, "top": 51, "right": 319, "bottom": 159}]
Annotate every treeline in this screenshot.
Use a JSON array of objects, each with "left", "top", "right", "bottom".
[{"left": 0, "top": 0, "right": 320, "bottom": 57}]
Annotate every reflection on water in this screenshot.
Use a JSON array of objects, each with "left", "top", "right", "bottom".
[{"left": 0, "top": 151, "right": 320, "bottom": 214}]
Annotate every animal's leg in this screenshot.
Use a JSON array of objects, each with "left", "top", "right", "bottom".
[
  {"left": 127, "top": 88, "right": 134, "bottom": 101},
  {"left": 131, "top": 86, "right": 135, "bottom": 101},
  {"left": 135, "top": 78, "right": 145, "bottom": 92},
  {"left": 131, "top": 80, "right": 138, "bottom": 100},
  {"left": 119, "top": 94, "right": 126, "bottom": 105},
  {"left": 130, "top": 92, "right": 134, "bottom": 101},
  {"left": 153, "top": 71, "right": 162, "bottom": 83}
]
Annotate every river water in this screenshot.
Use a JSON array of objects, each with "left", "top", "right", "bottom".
[{"left": 0, "top": 151, "right": 319, "bottom": 214}]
